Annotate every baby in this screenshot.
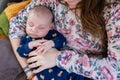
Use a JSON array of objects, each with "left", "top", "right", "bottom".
[{"left": 17, "top": 6, "right": 82, "bottom": 80}]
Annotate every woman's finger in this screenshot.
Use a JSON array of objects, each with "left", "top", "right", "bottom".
[
  {"left": 28, "top": 62, "right": 37, "bottom": 68},
  {"left": 28, "top": 61, "right": 41, "bottom": 69},
  {"left": 36, "top": 46, "right": 45, "bottom": 54},
  {"left": 27, "top": 56, "right": 38, "bottom": 63},
  {"left": 28, "top": 50, "right": 38, "bottom": 57},
  {"left": 33, "top": 66, "right": 44, "bottom": 73},
  {"left": 41, "top": 47, "right": 47, "bottom": 55}
]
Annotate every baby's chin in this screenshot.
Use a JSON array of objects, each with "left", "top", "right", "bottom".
[{"left": 29, "top": 35, "right": 43, "bottom": 38}]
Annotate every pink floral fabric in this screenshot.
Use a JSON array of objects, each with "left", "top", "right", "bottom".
[{"left": 9, "top": 0, "right": 120, "bottom": 80}]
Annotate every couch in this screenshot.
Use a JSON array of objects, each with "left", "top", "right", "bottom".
[
  {"left": 0, "top": 0, "right": 27, "bottom": 79},
  {"left": 0, "top": 0, "right": 9, "bottom": 13},
  {"left": 0, "top": 38, "right": 27, "bottom": 80}
]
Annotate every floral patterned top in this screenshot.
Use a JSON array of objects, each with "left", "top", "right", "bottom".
[{"left": 9, "top": 0, "right": 120, "bottom": 80}]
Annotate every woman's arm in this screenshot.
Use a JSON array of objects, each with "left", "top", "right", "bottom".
[
  {"left": 9, "top": 1, "right": 36, "bottom": 79},
  {"left": 56, "top": 3, "right": 120, "bottom": 80},
  {"left": 9, "top": 38, "right": 27, "bottom": 67},
  {"left": 27, "top": 3, "right": 120, "bottom": 80},
  {"left": 9, "top": 38, "right": 35, "bottom": 79}
]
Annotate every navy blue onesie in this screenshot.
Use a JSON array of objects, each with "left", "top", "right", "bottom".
[{"left": 17, "top": 29, "right": 84, "bottom": 80}]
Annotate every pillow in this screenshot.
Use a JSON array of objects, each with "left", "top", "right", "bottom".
[{"left": 0, "top": 12, "right": 9, "bottom": 36}]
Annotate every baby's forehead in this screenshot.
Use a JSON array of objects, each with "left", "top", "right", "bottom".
[
  {"left": 28, "top": 11, "right": 52, "bottom": 21},
  {"left": 27, "top": 16, "right": 52, "bottom": 25},
  {"left": 29, "top": 6, "right": 53, "bottom": 18}
]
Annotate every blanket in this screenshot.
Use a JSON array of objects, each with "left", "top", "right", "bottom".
[{"left": 0, "top": 0, "right": 31, "bottom": 38}]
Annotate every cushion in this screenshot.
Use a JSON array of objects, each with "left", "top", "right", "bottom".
[{"left": 0, "top": 0, "right": 31, "bottom": 37}]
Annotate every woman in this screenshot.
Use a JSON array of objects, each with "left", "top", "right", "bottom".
[{"left": 9, "top": 0, "right": 120, "bottom": 80}]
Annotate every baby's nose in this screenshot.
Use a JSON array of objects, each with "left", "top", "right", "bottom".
[{"left": 32, "top": 27, "right": 38, "bottom": 31}]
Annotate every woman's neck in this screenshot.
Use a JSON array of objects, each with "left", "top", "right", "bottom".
[
  {"left": 68, "top": 0, "right": 81, "bottom": 9},
  {"left": 68, "top": 2, "right": 79, "bottom": 9}
]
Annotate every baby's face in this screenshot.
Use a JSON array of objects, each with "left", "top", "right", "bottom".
[{"left": 26, "top": 14, "right": 52, "bottom": 38}]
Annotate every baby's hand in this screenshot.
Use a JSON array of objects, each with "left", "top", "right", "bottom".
[
  {"left": 36, "top": 40, "right": 54, "bottom": 55},
  {"left": 28, "top": 40, "right": 47, "bottom": 49}
]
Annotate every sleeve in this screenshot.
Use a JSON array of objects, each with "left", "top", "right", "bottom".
[
  {"left": 52, "top": 30, "right": 67, "bottom": 48},
  {"left": 56, "top": 4, "right": 120, "bottom": 80},
  {"left": 17, "top": 36, "right": 31, "bottom": 58},
  {"left": 9, "top": 0, "right": 55, "bottom": 38}
]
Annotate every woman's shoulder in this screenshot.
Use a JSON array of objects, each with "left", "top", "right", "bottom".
[
  {"left": 104, "top": 2, "right": 120, "bottom": 12},
  {"left": 104, "top": 2, "right": 120, "bottom": 21}
]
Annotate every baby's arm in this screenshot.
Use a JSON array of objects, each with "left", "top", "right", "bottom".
[
  {"left": 36, "top": 30, "right": 67, "bottom": 54},
  {"left": 17, "top": 36, "right": 44, "bottom": 57},
  {"left": 17, "top": 36, "right": 32, "bottom": 58},
  {"left": 51, "top": 30, "right": 67, "bottom": 48}
]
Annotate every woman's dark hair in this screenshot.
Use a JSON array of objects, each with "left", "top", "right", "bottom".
[
  {"left": 9, "top": 0, "right": 23, "bottom": 2},
  {"left": 58, "top": 0, "right": 108, "bottom": 57}
]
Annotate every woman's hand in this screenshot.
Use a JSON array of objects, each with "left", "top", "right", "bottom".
[
  {"left": 27, "top": 48, "right": 59, "bottom": 73},
  {"left": 29, "top": 39, "right": 47, "bottom": 49},
  {"left": 31, "top": 75, "right": 38, "bottom": 80},
  {"left": 36, "top": 40, "right": 55, "bottom": 55}
]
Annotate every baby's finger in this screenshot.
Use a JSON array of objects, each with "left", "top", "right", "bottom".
[{"left": 35, "top": 46, "right": 42, "bottom": 52}]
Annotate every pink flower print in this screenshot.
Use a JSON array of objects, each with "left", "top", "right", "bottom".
[
  {"left": 111, "top": 9, "right": 120, "bottom": 20},
  {"left": 108, "top": 30, "right": 113, "bottom": 43},
  {"left": 115, "top": 25, "right": 120, "bottom": 33},
  {"left": 109, "top": 51, "right": 117, "bottom": 58},
  {"left": 59, "top": 28, "right": 71, "bottom": 34},
  {"left": 74, "top": 38, "right": 89, "bottom": 48},
  {"left": 76, "top": 55, "right": 89, "bottom": 67},
  {"left": 61, "top": 51, "right": 72, "bottom": 65},
  {"left": 61, "top": 60, "right": 68, "bottom": 65},
  {"left": 101, "top": 66, "right": 114, "bottom": 80},
  {"left": 69, "top": 18, "right": 76, "bottom": 26}
]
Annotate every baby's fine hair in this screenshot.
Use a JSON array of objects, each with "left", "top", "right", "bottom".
[{"left": 29, "top": 6, "right": 53, "bottom": 22}]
